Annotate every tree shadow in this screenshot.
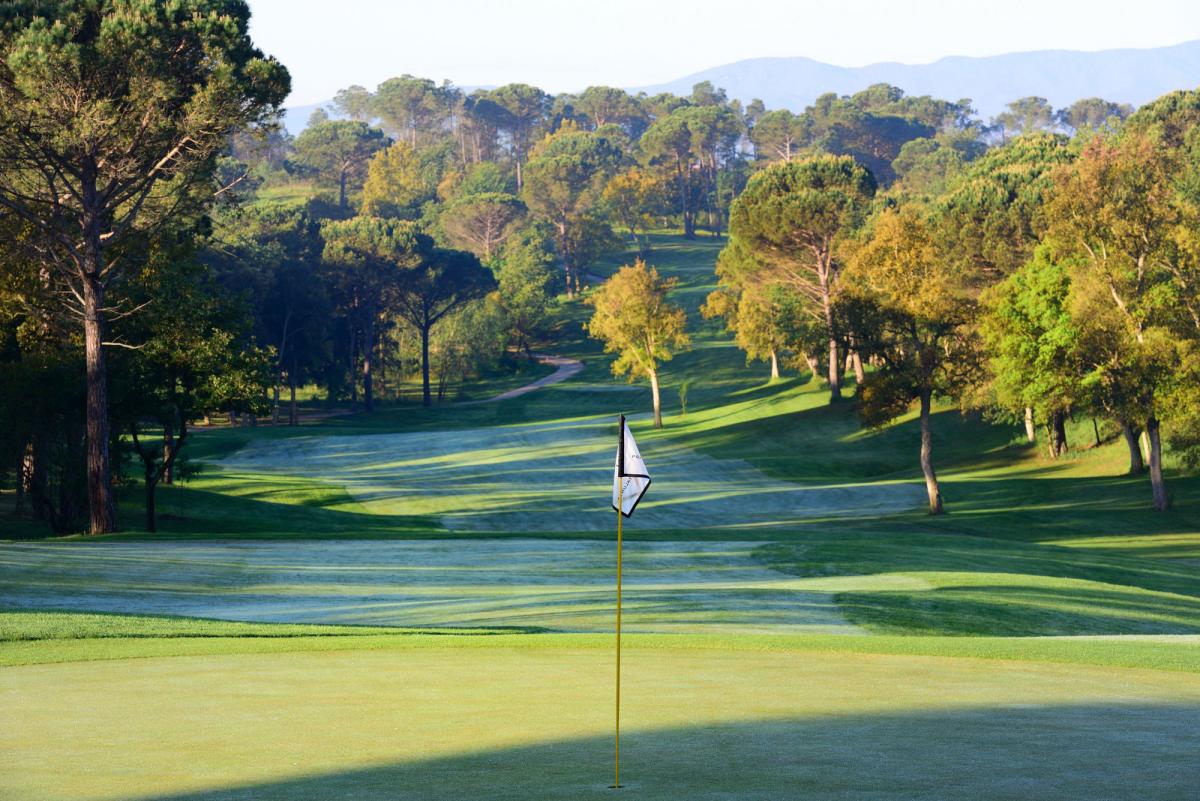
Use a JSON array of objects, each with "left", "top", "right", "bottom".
[
  {"left": 130, "top": 704, "right": 1200, "bottom": 801},
  {"left": 837, "top": 583, "right": 1200, "bottom": 636}
]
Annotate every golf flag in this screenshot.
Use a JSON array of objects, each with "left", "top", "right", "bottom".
[
  {"left": 613, "top": 415, "right": 650, "bottom": 517},
  {"left": 609, "top": 413, "right": 648, "bottom": 790}
]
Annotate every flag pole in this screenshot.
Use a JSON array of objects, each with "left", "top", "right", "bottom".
[{"left": 612, "top": 414, "right": 625, "bottom": 790}]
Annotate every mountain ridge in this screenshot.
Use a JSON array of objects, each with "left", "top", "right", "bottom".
[
  {"left": 282, "top": 40, "right": 1200, "bottom": 135},
  {"left": 633, "top": 40, "right": 1200, "bottom": 118}
]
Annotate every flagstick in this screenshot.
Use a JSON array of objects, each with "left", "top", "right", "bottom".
[{"left": 612, "top": 418, "right": 625, "bottom": 790}]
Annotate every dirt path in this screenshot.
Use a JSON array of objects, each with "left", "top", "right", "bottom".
[{"left": 462, "top": 353, "right": 583, "bottom": 405}]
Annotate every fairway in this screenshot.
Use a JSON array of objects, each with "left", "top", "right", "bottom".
[
  {"left": 7, "top": 4, "right": 1200, "bottom": 800},
  {"left": 3, "top": 644, "right": 1199, "bottom": 801},
  {"left": 216, "top": 415, "right": 924, "bottom": 531},
  {"left": 0, "top": 539, "right": 860, "bottom": 633}
]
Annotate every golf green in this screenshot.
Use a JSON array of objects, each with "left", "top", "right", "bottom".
[{"left": 4, "top": 644, "right": 1199, "bottom": 801}]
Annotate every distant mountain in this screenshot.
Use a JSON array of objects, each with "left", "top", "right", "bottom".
[
  {"left": 633, "top": 40, "right": 1200, "bottom": 119},
  {"left": 281, "top": 102, "right": 329, "bottom": 135},
  {"left": 280, "top": 41, "right": 1200, "bottom": 136}
]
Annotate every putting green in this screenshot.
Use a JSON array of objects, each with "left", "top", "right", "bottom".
[
  {"left": 216, "top": 415, "right": 923, "bottom": 531},
  {"left": 3, "top": 645, "right": 1198, "bottom": 800}
]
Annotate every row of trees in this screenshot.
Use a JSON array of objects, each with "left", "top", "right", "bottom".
[
  {"left": 0, "top": 1, "right": 290, "bottom": 534},
  {"left": 707, "top": 91, "right": 1200, "bottom": 514},
  {"left": 0, "top": 3, "right": 1177, "bottom": 536},
  {"left": 284, "top": 75, "right": 1115, "bottom": 258}
]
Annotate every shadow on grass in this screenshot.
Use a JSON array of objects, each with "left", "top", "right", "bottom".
[
  {"left": 129, "top": 705, "right": 1200, "bottom": 801},
  {"left": 837, "top": 585, "right": 1200, "bottom": 636},
  {"left": 91, "top": 482, "right": 441, "bottom": 541}
]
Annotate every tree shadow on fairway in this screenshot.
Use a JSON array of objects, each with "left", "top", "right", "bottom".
[
  {"left": 131, "top": 703, "right": 1199, "bottom": 801},
  {"left": 836, "top": 585, "right": 1200, "bottom": 636}
]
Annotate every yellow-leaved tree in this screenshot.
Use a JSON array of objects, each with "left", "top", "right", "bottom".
[{"left": 586, "top": 260, "right": 690, "bottom": 428}]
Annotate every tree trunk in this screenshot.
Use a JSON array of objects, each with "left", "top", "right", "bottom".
[
  {"left": 162, "top": 422, "right": 174, "bottom": 486},
  {"left": 1024, "top": 407, "right": 1036, "bottom": 444},
  {"left": 1146, "top": 416, "right": 1170, "bottom": 511},
  {"left": 362, "top": 304, "right": 375, "bottom": 412},
  {"left": 820, "top": 266, "right": 841, "bottom": 402},
  {"left": 272, "top": 377, "right": 282, "bottom": 425},
  {"left": 514, "top": 139, "right": 524, "bottom": 192},
  {"left": 851, "top": 350, "right": 865, "bottom": 386},
  {"left": 769, "top": 350, "right": 780, "bottom": 380},
  {"left": 289, "top": 362, "right": 298, "bottom": 427},
  {"left": 678, "top": 159, "right": 694, "bottom": 239},
  {"left": 338, "top": 169, "right": 348, "bottom": 212},
  {"left": 82, "top": 274, "right": 116, "bottom": 534},
  {"left": 805, "top": 355, "right": 819, "bottom": 378},
  {"left": 649, "top": 368, "right": 663, "bottom": 429},
  {"left": 919, "top": 390, "right": 943, "bottom": 514},
  {"left": 1121, "top": 422, "right": 1144, "bottom": 474},
  {"left": 144, "top": 463, "right": 157, "bottom": 534},
  {"left": 14, "top": 444, "right": 28, "bottom": 515},
  {"left": 23, "top": 435, "right": 48, "bottom": 520},
  {"left": 826, "top": 335, "right": 841, "bottom": 402},
  {"left": 420, "top": 320, "right": 432, "bottom": 407},
  {"left": 557, "top": 221, "right": 573, "bottom": 300},
  {"left": 1092, "top": 418, "right": 1101, "bottom": 448},
  {"left": 1047, "top": 410, "right": 1068, "bottom": 458}
]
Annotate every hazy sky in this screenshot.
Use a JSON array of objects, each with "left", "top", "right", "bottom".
[{"left": 248, "top": 0, "right": 1200, "bottom": 105}]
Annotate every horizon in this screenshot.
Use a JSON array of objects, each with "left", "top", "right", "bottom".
[
  {"left": 280, "top": 36, "right": 1200, "bottom": 112},
  {"left": 248, "top": 0, "right": 1200, "bottom": 106}
]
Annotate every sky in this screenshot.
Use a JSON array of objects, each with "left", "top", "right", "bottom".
[{"left": 247, "top": 0, "right": 1200, "bottom": 106}]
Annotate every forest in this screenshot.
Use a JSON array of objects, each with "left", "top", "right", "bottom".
[{"left": 0, "top": 1, "right": 1196, "bottom": 535}]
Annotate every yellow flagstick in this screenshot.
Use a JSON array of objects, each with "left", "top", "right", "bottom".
[{"left": 612, "top": 415, "right": 625, "bottom": 790}]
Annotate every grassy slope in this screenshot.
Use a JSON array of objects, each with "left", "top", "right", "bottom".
[
  {"left": 4, "top": 235, "right": 1200, "bottom": 801},
  {"left": 3, "top": 234, "right": 1200, "bottom": 638}
]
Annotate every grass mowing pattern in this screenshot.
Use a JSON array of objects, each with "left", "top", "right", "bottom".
[
  {"left": 216, "top": 415, "right": 923, "bottom": 531},
  {"left": 3, "top": 235, "right": 1200, "bottom": 799},
  {"left": 0, "top": 540, "right": 859, "bottom": 634}
]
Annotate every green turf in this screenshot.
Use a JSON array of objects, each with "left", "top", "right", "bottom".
[
  {"left": 3, "top": 234, "right": 1200, "bottom": 800},
  {"left": 3, "top": 637, "right": 1199, "bottom": 800},
  {"left": 3, "top": 609, "right": 1200, "bottom": 672}
]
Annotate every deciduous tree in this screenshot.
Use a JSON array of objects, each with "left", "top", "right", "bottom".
[
  {"left": 586, "top": 260, "right": 690, "bottom": 428},
  {"left": 846, "top": 207, "right": 976, "bottom": 514}
]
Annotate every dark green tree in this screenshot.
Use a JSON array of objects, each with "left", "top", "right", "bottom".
[
  {"left": 291, "top": 120, "right": 388, "bottom": 212},
  {"left": 726, "top": 155, "right": 876, "bottom": 402},
  {"left": 0, "top": 0, "right": 289, "bottom": 533}
]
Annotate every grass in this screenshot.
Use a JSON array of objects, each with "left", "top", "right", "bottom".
[
  {"left": 3, "top": 624, "right": 1200, "bottom": 800},
  {"left": 3, "top": 233, "right": 1200, "bottom": 799},
  {"left": 3, "top": 609, "right": 1200, "bottom": 672}
]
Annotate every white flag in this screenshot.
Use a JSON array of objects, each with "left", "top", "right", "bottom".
[{"left": 613, "top": 415, "right": 650, "bottom": 517}]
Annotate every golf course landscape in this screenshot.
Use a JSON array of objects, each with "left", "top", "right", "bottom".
[
  {"left": 4, "top": 234, "right": 1200, "bottom": 800},
  {"left": 6, "top": 4, "right": 1200, "bottom": 798}
]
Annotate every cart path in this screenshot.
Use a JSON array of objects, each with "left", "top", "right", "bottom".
[{"left": 463, "top": 353, "right": 583, "bottom": 405}]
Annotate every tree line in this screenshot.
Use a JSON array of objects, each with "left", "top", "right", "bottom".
[
  {"left": 0, "top": 1, "right": 1177, "bottom": 537},
  {"left": 703, "top": 95, "right": 1200, "bottom": 515}
]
